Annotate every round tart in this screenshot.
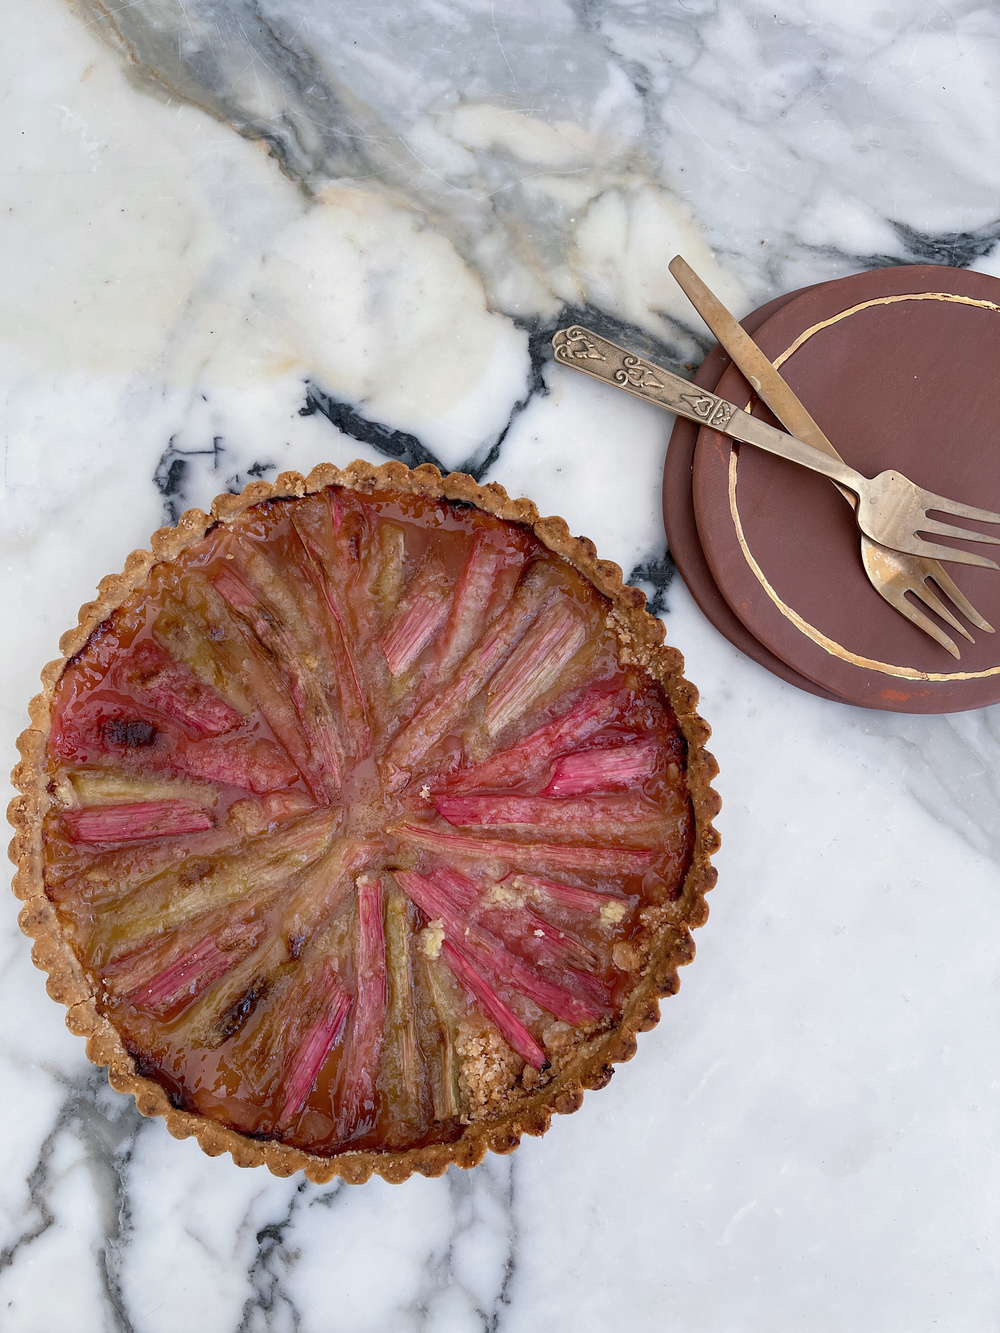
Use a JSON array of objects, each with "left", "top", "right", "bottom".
[{"left": 9, "top": 461, "right": 719, "bottom": 1184}]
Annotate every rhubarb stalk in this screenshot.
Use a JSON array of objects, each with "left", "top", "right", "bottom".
[
  {"left": 336, "top": 875, "right": 387, "bottom": 1139},
  {"left": 125, "top": 923, "right": 265, "bottom": 1016},
  {"left": 212, "top": 557, "right": 345, "bottom": 795},
  {"left": 384, "top": 564, "right": 554, "bottom": 783},
  {"left": 394, "top": 869, "right": 606, "bottom": 1025},
  {"left": 92, "top": 811, "right": 337, "bottom": 961},
  {"left": 428, "top": 532, "right": 505, "bottom": 687},
  {"left": 118, "top": 640, "right": 244, "bottom": 736},
  {"left": 172, "top": 575, "right": 327, "bottom": 803},
  {"left": 389, "top": 821, "right": 657, "bottom": 876},
  {"left": 440, "top": 941, "right": 548, "bottom": 1068},
  {"left": 544, "top": 739, "right": 660, "bottom": 797},
  {"left": 484, "top": 597, "right": 587, "bottom": 738},
  {"left": 442, "top": 688, "right": 624, "bottom": 793},
  {"left": 379, "top": 556, "right": 453, "bottom": 677},
  {"left": 381, "top": 885, "right": 425, "bottom": 1128},
  {"left": 372, "top": 523, "right": 407, "bottom": 623},
  {"left": 63, "top": 799, "right": 213, "bottom": 844},
  {"left": 435, "top": 793, "right": 661, "bottom": 829},
  {"left": 420, "top": 955, "right": 463, "bottom": 1121},
  {"left": 278, "top": 965, "right": 353, "bottom": 1127},
  {"left": 290, "top": 509, "right": 371, "bottom": 756},
  {"left": 503, "top": 874, "right": 635, "bottom": 917}
]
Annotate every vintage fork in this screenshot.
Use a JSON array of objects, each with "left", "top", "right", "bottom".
[
  {"left": 667, "top": 256, "right": 993, "bottom": 658},
  {"left": 551, "top": 326, "right": 1000, "bottom": 567}
]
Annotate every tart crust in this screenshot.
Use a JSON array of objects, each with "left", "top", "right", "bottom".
[{"left": 8, "top": 460, "right": 720, "bottom": 1184}]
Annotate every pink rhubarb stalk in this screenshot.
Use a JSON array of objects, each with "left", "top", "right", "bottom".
[
  {"left": 55, "top": 697, "right": 299, "bottom": 796},
  {"left": 212, "top": 564, "right": 344, "bottom": 794},
  {"left": 126, "top": 935, "right": 254, "bottom": 1014},
  {"left": 49, "top": 821, "right": 248, "bottom": 905},
  {"left": 544, "top": 739, "right": 660, "bottom": 797},
  {"left": 63, "top": 800, "right": 213, "bottom": 844},
  {"left": 503, "top": 874, "right": 634, "bottom": 916},
  {"left": 423, "top": 862, "right": 479, "bottom": 913},
  {"left": 389, "top": 822, "right": 657, "bottom": 876},
  {"left": 380, "top": 557, "right": 453, "bottom": 676},
  {"left": 479, "top": 900, "right": 600, "bottom": 973},
  {"left": 394, "top": 870, "right": 605, "bottom": 1025},
  {"left": 384, "top": 566, "right": 552, "bottom": 784},
  {"left": 434, "top": 793, "right": 659, "bottom": 828},
  {"left": 105, "top": 911, "right": 267, "bottom": 1014},
  {"left": 484, "top": 597, "right": 587, "bottom": 738},
  {"left": 290, "top": 511, "right": 371, "bottom": 756},
  {"left": 442, "top": 688, "right": 624, "bottom": 793},
  {"left": 278, "top": 966, "right": 353, "bottom": 1127},
  {"left": 428, "top": 532, "right": 506, "bottom": 686},
  {"left": 172, "top": 733, "right": 299, "bottom": 794},
  {"left": 175, "top": 577, "right": 328, "bottom": 803},
  {"left": 337, "top": 875, "right": 387, "bottom": 1137},
  {"left": 440, "top": 941, "right": 548, "bottom": 1068},
  {"left": 119, "top": 640, "right": 244, "bottom": 736}
]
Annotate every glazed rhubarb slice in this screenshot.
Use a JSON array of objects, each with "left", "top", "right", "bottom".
[
  {"left": 390, "top": 821, "right": 658, "bottom": 876},
  {"left": 394, "top": 868, "right": 606, "bottom": 1027},
  {"left": 440, "top": 687, "right": 625, "bottom": 792},
  {"left": 277, "top": 966, "right": 353, "bottom": 1128},
  {"left": 22, "top": 467, "right": 709, "bottom": 1177},
  {"left": 336, "top": 874, "right": 387, "bottom": 1141},
  {"left": 434, "top": 793, "right": 661, "bottom": 828},
  {"left": 62, "top": 799, "right": 213, "bottom": 843},
  {"left": 483, "top": 595, "right": 589, "bottom": 738},
  {"left": 380, "top": 556, "right": 453, "bottom": 677},
  {"left": 543, "top": 739, "right": 660, "bottom": 797},
  {"left": 117, "top": 640, "right": 245, "bottom": 736}
]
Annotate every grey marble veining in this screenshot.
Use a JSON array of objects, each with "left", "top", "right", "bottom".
[{"left": 4, "top": 1, "right": 1000, "bottom": 1329}]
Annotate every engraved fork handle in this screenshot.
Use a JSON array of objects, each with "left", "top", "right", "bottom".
[
  {"left": 552, "top": 326, "right": 866, "bottom": 494},
  {"left": 667, "top": 257, "right": 856, "bottom": 507}
]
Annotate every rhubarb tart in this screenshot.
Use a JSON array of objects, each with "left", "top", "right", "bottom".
[{"left": 9, "top": 461, "right": 719, "bottom": 1184}]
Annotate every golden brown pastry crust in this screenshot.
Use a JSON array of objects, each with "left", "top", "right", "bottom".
[{"left": 7, "top": 460, "right": 720, "bottom": 1184}]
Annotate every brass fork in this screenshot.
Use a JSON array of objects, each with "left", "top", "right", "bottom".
[
  {"left": 551, "top": 328, "right": 1000, "bottom": 591},
  {"left": 667, "top": 256, "right": 994, "bottom": 658}
]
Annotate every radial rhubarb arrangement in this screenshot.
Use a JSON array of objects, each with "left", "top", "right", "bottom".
[{"left": 10, "top": 462, "right": 719, "bottom": 1184}]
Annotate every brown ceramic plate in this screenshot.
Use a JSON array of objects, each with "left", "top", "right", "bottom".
[
  {"left": 691, "top": 264, "right": 1000, "bottom": 714},
  {"left": 662, "top": 285, "right": 843, "bottom": 702}
]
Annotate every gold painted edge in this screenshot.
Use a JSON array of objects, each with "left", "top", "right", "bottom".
[{"left": 772, "top": 292, "right": 1000, "bottom": 371}]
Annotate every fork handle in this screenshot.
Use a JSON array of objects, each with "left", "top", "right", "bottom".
[
  {"left": 552, "top": 326, "right": 866, "bottom": 494},
  {"left": 667, "top": 256, "right": 857, "bottom": 509}
]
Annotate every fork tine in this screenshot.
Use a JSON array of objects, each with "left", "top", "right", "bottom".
[
  {"left": 906, "top": 538, "right": 1000, "bottom": 570},
  {"left": 923, "top": 495, "right": 1000, "bottom": 525},
  {"left": 917, "top": 517, "right": 1000, "bottom": 546},
  {"left": 907, "top": 580, "right": 975, "bottom": 642},
  {"left": 928, "top": 566, "right": 996, "bottom": 633},
  {"left": 873, "top": 579, "right": 961, "bottom": 658}
]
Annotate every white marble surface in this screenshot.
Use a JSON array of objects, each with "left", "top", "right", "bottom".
[{"left": 4, "top": 1, "right": 1000, "bottom": 1328}]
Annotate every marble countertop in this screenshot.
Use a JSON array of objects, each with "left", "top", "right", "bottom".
[{"left": 3, "top": 2, "right": 1000, "bottom": 1329}]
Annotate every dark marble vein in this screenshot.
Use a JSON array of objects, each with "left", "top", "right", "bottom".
[
  {"left": 629, "top": 549, "right": 677, "bottom": 617},
  {"left": 299, "top": 388, "right": 443, "bottom": 473},
  {"left": 154, "top": 436, "right": 279, "bottom": 524},
  {"left": 298, "top": 303, "right": 701, "bottom": 486},
  {"left": 236, "top": 1179, "right": 333, "bottom": 1333},
  {"left": 887, "top": 219, "right": 1000, "bottom": 269},
  {"left": 0, "top": 1069, "right": 144, "bottom": 1333},
  {"left": 408, "top": 1159, "right": 519, "bottom": 1332},
  {"left": 81, "top": 0, "right": 390, "bottom": 190},
  {"left": 805, "top": 217, "right": 1000, "bottom": 276}
]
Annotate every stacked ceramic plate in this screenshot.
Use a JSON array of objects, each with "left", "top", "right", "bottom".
[{"left": 662, "top": 264, "right": 1000, "bottom": 713}]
